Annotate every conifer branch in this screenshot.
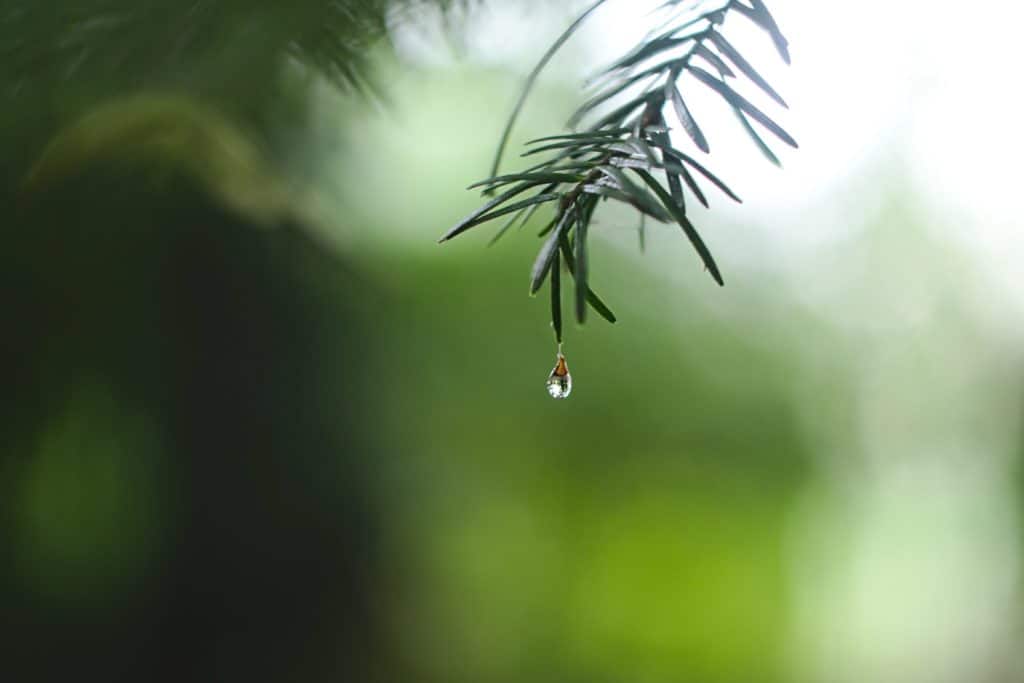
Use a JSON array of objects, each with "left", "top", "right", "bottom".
[{"left": 442, "top": 0, "right": 797, "bottom": 339}]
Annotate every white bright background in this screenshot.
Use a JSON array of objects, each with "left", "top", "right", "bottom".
[{"left": 334, "top": 2, "right": 1024, "bottom": 681}]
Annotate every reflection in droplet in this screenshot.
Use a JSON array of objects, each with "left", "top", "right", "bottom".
[{"left": 546, "top": 353, "right": 572, "bottom": 399}]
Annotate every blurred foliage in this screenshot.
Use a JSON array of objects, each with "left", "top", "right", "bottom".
[
  {"left": 8, "top": 2, "right": 1015, "bottom": 683},
  {"left": 0, "top": 0, "right": 470, "bottom": 190},
  {"left": 0, "top": 2, "right": 466, "bottom": 680},
  {"left": 24, "top": 94, "right": 296, "bottom": 225},
  {"left": 14, "top": 379, "right": 165, "bottom": 600}
]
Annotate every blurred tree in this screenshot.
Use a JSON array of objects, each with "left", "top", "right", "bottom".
[{"left": 0, "top": 2, "right": 462, "bottom": 681}]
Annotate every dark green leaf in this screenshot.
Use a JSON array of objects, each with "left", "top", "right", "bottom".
[
  {"left": 694, "top": 43, "right": 734, "bottom": 78},
  {"left": 732, "top": 106, "right": 780, "bottom": 166},
  {"left": 444, "top": 191, "right": 562, "bottom": 242},
  {"left": 574, "top": 200, "right": 589, "bottom": 323},
  {"left": 634, "top": 169, "right": 724, "bottom": 285},
  {"left": 490, "top": 0, "right": 611, "bottom": 177},
  {"left": 574, "top": 92, "right": 651, "bottom": 131},
  {"left": 521, "top": 139, "right": 603, "bottom": 157},
  {"left": 737, "top": 0, "right": 791, "bottom": 64},
  {"left": 641, "top": 12, "right": 715, "bottom": 47},
  {"left": 653, "top": 138, "right": 687, "bottom": 209},
  {"left": 537, "top": 214, "right": 560, "bottom": 237},
  {"left": 709, "top": 30, "right": 787, "bottom": 107},
  {"left": 586, "top": 291, "right": 618, "bottom": 324},
  {"left": 606, "top": 141, "right": 648, "bottom": 159},
  {"left": 600, "top": 35, "right": 695, "bottom": 73},
  {"left": 597, "top": 165, "right": 670, "bottom": 219},
  {"left": 468, "top": 172, "right": 581, "bottom": 190},
  {"left": 516, "top": 158, "right": 600, "bottom": 178},
  {"left": 668, "top": 84, "right": 710, "bottom": 153},
  {"left": 489, "top": 207, "right": 528, "bottom": 247},
  {"left": 690, "top": 66, "right": 797, "bottom": 147},
  {"left": 488, "top": 186, "right": 555, "bottom": 246},
  {"left": 530, "top": 208, "right": 574, "bottom": 294},
  {"left": 527, "top": 128, "right": 631, "bottom": 144},
  {"left": 666, "top": 163, "right": 687, "bottom": 209},
  {"left": 551, "top": 248, "right": 563, "bottom": 343},
  {"left": 440, "top": 181, "right": 538, "bottom": 242},
  {"left": 677, "top": 161, "right": 708, "bottom": 208},
  {"left": 627, "top": 136, "right": 659, "bottom": 164},
  {"left": 474, "top": 193, "right": 561, "bottom": 227},
  {"left": 662, "top": 147, "right": 743, "bottom": 203},
  {"left": 573, "top": 69, "right": 665, "bottom": 123},
  {"left": 559, "top": 235, "right": 617, "bottom": 324},
  {"left": 581, "top": 183, "right": 670, "bottom": 221}
]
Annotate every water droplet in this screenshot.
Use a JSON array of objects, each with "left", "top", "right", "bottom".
[{"left": 546, "top": 353, "right": 572, "bottom": 399}]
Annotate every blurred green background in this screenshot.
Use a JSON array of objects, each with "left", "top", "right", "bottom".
[{"left": 3, "top": 1, "right": 1023, "bottom": 682}]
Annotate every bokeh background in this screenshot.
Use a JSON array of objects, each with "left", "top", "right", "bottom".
[{"left": 4, "top": 1, "right": 1023, "bottom": 681}]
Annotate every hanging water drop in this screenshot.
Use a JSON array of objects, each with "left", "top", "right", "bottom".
[{"left": 546, "top": 352, "right": 572, "bottom": 399}]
